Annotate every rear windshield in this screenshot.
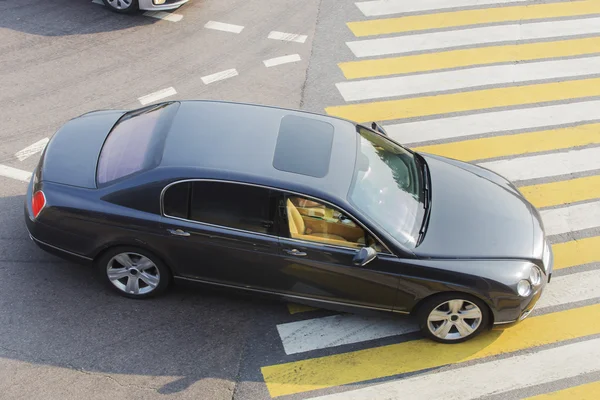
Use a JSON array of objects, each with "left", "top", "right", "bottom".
[{"left": 96, "top": 103, "right": 177, "bottom": 185}]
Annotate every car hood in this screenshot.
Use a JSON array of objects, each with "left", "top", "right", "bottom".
[{"left": 413, "top": 153, "right": 538, "bottom": 259}]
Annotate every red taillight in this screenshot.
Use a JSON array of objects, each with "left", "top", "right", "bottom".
[{"left": 32, "top": 191, "right": 46, "bottom": 218}]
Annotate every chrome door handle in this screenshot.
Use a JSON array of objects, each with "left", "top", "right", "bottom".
[
  {"left": 284, "top": 248, "right": 307, "bottom": 257},
  {"left": 167, "top": 228, "right": 190, "bottom": 237}
]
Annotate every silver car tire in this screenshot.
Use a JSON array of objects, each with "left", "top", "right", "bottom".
[
  {"left": 417, "top": 293, "right": 490, "bottom": 344},
  {"left": 102, "top": 0, "right": 140, "bottom": 13},
  {"left": 97, "top": 246, "right": 170, "bottom": 299}
]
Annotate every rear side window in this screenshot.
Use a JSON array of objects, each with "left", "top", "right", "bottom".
[
  {"left": 96, "top": 103, "right": 177, "bottom": 185},
  {"left": 162, "top": 181, "right": 276, "bottom": 234}
]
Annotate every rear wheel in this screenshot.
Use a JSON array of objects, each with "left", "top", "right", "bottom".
[
  {"left": 96, "top": 247, "right": 170, "bottom": 299},
  {"left": 417, "top": 293, "right": 490, "bottom": 344},
  {"left": 102, "top": 0, "right": 139, "bottom": 13}
]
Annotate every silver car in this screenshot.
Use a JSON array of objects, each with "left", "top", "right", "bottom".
[{"left": 102, "top": 0, "right": 189, "bottom": 13}]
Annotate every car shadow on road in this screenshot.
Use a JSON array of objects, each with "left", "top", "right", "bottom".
[
  {"left": 0, "top": 194, "right": 281, "bottom": 395},
  {"left": 0, "top": 0, "right": 157, "bottom": 37}
]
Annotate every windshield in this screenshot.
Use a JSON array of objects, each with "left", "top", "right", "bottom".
[{"left": 348, "top": 126, "right": 424, "bottom": 247}]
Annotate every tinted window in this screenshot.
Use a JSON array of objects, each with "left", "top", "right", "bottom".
[
  {"left": 97, "top": 103, "right": 177, "bottom": 185},
  {"left": 189, "top": 182, "right": 276, "bottom": 234},
  {"left": 163, "top": 182, "right": 190, "bottom": 219}
]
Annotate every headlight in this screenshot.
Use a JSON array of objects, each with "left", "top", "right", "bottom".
[
  {"left": 529, "top": 266, "right": 543, "bottom": 286},
  {"left": 517, "top": 280, "right": 532, "bottom": 297}
]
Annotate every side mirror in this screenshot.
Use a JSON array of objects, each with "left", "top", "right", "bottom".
[
  {"left": 371, "top": 122, "right": 387, "bottom": 136},
  {"left": 353, "top": 246, "right": 377, "bottom": 267}
]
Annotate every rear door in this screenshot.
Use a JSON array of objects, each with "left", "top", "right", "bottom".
[{"left": 159, "top": 180, "right": 285, "bottom": 289}]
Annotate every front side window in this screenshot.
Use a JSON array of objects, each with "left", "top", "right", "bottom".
[
  {"left": 348, "top": 127, "right": 424, "bottom": 247},
  {"left": 163, "top": 181, "right": 276, "bottom": 235},
  {"left": 285, "top": 195, "right": 385, "bottom": 251}
]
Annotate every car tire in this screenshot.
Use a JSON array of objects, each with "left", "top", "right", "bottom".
[
  {"left": 417, "top": 293, "right": 490, "bottom": 344},
  {"left": 102, "top": 0, "right": 140, "bottom": 14},
  {"left": 96, "top": 246, "right": 171, "bottom": 299}
]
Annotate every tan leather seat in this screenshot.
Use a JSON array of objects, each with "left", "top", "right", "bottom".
[{"left": 287, "top": 199, "right": 358, "bottom": 247}]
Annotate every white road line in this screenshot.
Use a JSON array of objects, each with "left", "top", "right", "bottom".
[
  {"left": 263, "top": 54, "right": 301, "bottom": 67},
  {"left": 386, "top": 100, "right": 600, "bottom": 145},
  {"left": 336, "top": 56, "right": 600, "bottom": 102},
  {"left": 201, "top": 68, "right": 238, "bottom": 84},
  {"left": 91, "top": 0, "right": 104, "bottom": 5},
  {"left": 0, "top": 165, "right": 31, "bottom": 182},
  {"left": 268, "top": 31, "right": 308, "bottom": 43},
  {"left": 204, "top": 21, "right": 244, "bottom": 34},
  {"left": 541, "top": 201, "right": 600, "bottom": 236},
  {"left": 137, "top": 87, "right": 177, "bottom": 105},
  {"left": 355, "top": 0, "right": 530, "bottom": 17},
  {"left": 143, "top": 11, "right": 183, "bottom": 22},
  {"left": 307, "top": 337, "right": 600, "bottom": 400},
  {"left": 277, "top": 269, "right": 600, "bottom": 355},
  {"left": 277, "top": 314, "right": 418, "bottom": 355},
  {"left": 15, "top": 138, "right": 49, "bottom": 162},
  {"left": 478, "top": 146, "right": 600, "bottom": 181},
  {"left": 346, "top": 17, "right": 600, "bottom": 58}
]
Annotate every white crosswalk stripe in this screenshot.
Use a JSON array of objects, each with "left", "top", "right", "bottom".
[
  {"left": 336, "top": 56, "right": 600, "bottom": 102},
  {"left": 346, "top": 17, "right": 600, "bottom": 57},
  {"left": 541, "top": 201, "right": 600, "bottom": 236},
  {"left": 355, "top": 0, "right": 531, "bottom": 17}
]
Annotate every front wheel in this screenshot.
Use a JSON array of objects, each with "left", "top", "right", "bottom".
[
  {"left": 102, "top": 0, "right": 139, "bottom": 13},
  {"left": 96, "top": 247, "right": 171, "bottom": 299},
  {"left": 417, "top": 293, "right": 490, "bottom": 344}
]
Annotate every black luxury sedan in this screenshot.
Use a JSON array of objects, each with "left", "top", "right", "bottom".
[{"left": 24, "top": 100, "right": 553, "bottom": 343}]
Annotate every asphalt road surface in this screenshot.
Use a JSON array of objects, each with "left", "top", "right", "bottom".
[{"left": 2, "top": 0, "right": 600, "bottom": 399}]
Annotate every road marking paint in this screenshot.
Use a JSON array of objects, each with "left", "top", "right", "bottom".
[
  {"left": 552, "top": 236, "right": 600, "bottom": 270},
  {"left": 15, "top": 138, "right": 49, "bottom": 162},
  {"left": 277, "top": 267, "right": 600, "bottom": 355},
  {"left": 201, "top": 68, "right": 238, "bottom": 84},
  {"left": 263, "top": 54, "right": 301, "bottom": 68},
  {"left": 137, "top": 87, "right": 177, "bottom": 106},
  {"left": 91, "top": 0, "right": 104, "bottom": 5},
  {"left": 349, "top": 0, "right": 600, "bottom": 36},
  {"left": 261, "top": 303, "right": 600, "bottom": 397},
  {"left": 336, "top": 56, "right": 600, "bottom": 102},
  {"left": 204, "top": 21, "right": 244, "bottom": 33},
  {"left": 354, "top": 0, "right": 530, "bottom": 17},
  {"left": 287, "top": 303, "right": 318, "bottom": 314},
  {"left": 268, "top": 31, "right": 308, "bottom": 43},
  {"left": 339, "top": 37, "right": 600, "bottom": 79},
  {"left": 520, "top": 176, "right": 600, "bottom": 209},
  {"left": 277, "top": 314, "right": 417, "bottom": 355},
  {"left": 143, "top": 11, "right": 183, "bottom": 22},
  {"left": 306, "top": 338, "right": 600, "bottom": 400},
  {"left": 0, "top": 165, "right": 31, "bottom": 182},
  {"left": 540, "top": 201, "right": 600, "bottom": 236},
  {"left": 478, "top": 146, "right": 600, "bottom": 182},
  {"left": 525, "top": 380, "right": 600, "bottom": 400},
  {"left": 346, "top": 17, "right": 600, "bottom": 58},
  {"left": 413, "top": 123, "right": 600, "bottom": 162},
  {"left": 325, "top": 77, "right": 600, "bottom": 123},
  {"left": 385, "top": 100, "right": 600, "bottom": 145}
]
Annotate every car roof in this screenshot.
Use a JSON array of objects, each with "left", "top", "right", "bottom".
[{"left": 159, "top": 100, "right": 360, "bottom": 201}]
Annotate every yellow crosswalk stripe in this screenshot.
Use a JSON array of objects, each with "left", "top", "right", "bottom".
[
  {"left": 348, "top": 0, "right": 600, "bottom": 37},
  {"left": 287, "top": 303, "right": 318, "bottom": 314},
  {"left": 552, "top": 236, "right": 600, "bottom": 270},
  {"left": 325, "top": 77, "right": 600, "bottom": 123},
  {"left": 339, "top": 37, "right": 600, "bottom": 79},
  {"left": 413, "top": 123, "right": 600, "bottom": 161},
  {"left": 520, "top": 176, "right": 600, "bottom": 209},
  {"left": 525, "top": 380, "right": 600, "bottom": 399},
  {"left": 261, "top": 303, "right": 600, "bottom": 397}
]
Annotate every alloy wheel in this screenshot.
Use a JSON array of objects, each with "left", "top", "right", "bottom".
[
  {"left": 426, "top": 299, "right": 483, "bottom": 341},
  {"left": 106, "top": 252, "right": 160, "bottom": 295},
  {"left": 105, "top": 0, "right": 133, "bottom": 10}
]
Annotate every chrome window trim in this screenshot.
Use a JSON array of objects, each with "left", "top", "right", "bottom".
[
  {"left": 159, "top": 178, "right": 396, "bottom": 256},
  {"left": 174, "top": 275, "right": 409, "bottom": 314}
]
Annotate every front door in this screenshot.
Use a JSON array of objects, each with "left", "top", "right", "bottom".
[{"left": 274, "top": 194, "right": 401, "bottom": 311}]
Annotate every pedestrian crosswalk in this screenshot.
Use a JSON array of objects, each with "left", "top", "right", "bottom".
[{"left": 260, "top": 0, "right": 600, "bottom": 398}]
